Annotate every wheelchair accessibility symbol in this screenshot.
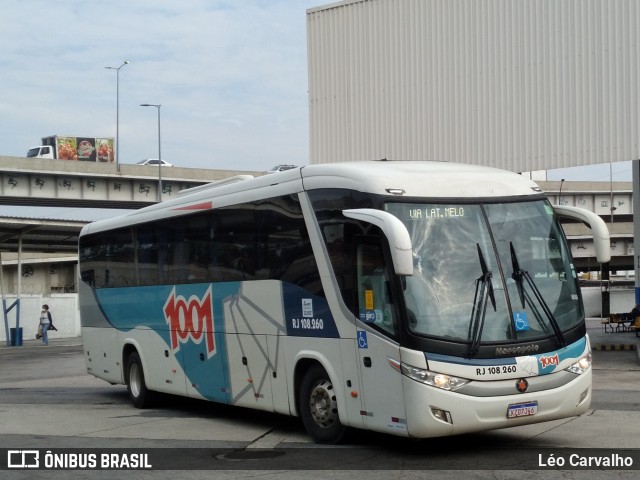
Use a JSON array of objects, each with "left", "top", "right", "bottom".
[
  {"left": 357, "top": 331, "right": 368, "bottom": 349},
  {"left": 514, "top": 311, "right": 529, "bottom": 332}
]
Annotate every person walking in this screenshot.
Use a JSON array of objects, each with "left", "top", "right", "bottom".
[{"left": 39, "top": 304, "right": 52, "bottom": 345}]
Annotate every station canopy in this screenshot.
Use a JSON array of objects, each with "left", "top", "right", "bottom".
[
  {"left": 0, "top": 207, "right": 133, "bottom": 254},
  {"left": 0, "top": 217, "right": 85, "bottom": 254}
]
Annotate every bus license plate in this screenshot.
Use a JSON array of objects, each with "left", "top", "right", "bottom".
[{"left": 507, "top": 401, "right": 538, "bottom": 418}]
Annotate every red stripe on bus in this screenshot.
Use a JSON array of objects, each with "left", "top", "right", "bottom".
[{"left": 173, "top": 201, "right": 213, "bottom": 210}]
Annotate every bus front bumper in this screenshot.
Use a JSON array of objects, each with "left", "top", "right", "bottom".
[{"left": 403, "top": 368, "right": 592, "bottom": 438}]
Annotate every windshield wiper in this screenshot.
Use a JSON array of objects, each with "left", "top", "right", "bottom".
[
  {"left": 510, "top": 242, "right": 565, "bottom": 347},
  {"left": 467, "top": 244, "right": 496, "bottom": 356}
]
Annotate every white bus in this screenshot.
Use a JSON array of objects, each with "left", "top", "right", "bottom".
[{"left": 79, "top": 161, "right": 610, "bottom": 444}]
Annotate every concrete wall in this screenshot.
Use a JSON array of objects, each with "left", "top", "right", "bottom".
[
  {"left": 1, "top": 262, "right": 76, "bottom": 295},
  {"left": 0, "top": 294, "right": 79, "bottom": 343},
  {"left": 582, "top": 287, "right": 634, "bottom": 318}
]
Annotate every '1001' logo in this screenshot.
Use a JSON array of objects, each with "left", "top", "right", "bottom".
[{"left": 163, "top": 286, "right": 216, "bottom": 358}]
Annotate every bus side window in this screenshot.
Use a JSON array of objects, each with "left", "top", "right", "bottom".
[{"left": 355, "top": 240, "right": 397, "bottom": 337}]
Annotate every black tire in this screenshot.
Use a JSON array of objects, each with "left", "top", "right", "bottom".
[
  {"left": 125, "top": 351, "right": 153, "bottom": 408},
  {"left": 299, "top": 364, "right": 346, "bottom": 444}
]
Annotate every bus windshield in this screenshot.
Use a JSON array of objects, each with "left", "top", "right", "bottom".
[{"left": 385, "top": 200, "right": 582, "bottom": 346}]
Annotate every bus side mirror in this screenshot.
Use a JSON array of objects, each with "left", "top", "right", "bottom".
[
  {"left": 553, "top": 205, "right": 611, "bottom": 264},
  {"left": 343, "top": 208, "right": 414, "bottom": 275}
]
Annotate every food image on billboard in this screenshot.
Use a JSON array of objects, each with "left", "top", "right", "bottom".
[
  {"left": 77, "top": 137, "right": 97, "bottom": 162},
  {"left": 56, "top": 137, "right": 78, "bottom": 160},
  {"left": 96, "top": 138, "right": 114, "bottom": 163},
  {"left": 44, "top": 136, "right": 115, "bottom": 162}
]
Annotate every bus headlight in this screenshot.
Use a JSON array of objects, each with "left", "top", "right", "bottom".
[
  {"left": 400, "top": 363, "right": 470, "bottom": 391},
  {"left": 564, "top": 353, "right": 592, "bottom": 375}
]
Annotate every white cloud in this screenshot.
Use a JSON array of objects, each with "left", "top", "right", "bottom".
[{"left": 0, "top": 0, "right": 320, "bottom": 171}]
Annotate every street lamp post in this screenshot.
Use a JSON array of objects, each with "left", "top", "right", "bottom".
[
  {"left": 140, "top": 104, "right": 162, "bottom": 201},
  {"left": 105, "top": 60, "right": 130, "bottom": 171}
]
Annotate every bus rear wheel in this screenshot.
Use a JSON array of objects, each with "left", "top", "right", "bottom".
[
  {"left": 299, "top": 364, "right": 346, "bottom": 444},
  {"left": 125, "top": 351, "right": 153, "bottom": 408}
]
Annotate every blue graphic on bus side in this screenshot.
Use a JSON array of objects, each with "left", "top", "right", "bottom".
[
  {"left": 96, "top": 282, "right": 239, "bottom": 403},
  {"left": 282, "top": 283, "right": 339, "bottom": 338},
  {"left": 94, "top": 280, "right": 338, "bottom": 402}
]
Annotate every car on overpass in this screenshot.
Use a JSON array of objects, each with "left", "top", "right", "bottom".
[
  {"left": 266, "top": 164, "right": 297, "bottom": 174},
  {"left": 136, "top": 159, "right": 173, "bottom": 167}
]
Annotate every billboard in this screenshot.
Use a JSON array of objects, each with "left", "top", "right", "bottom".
[{"left": 41, "top": 136, "right": 114, "bottom": 162}]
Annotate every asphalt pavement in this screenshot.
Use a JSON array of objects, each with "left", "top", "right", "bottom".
[{"left": 1, "top": 323, "right": 639, "bottom": 477}]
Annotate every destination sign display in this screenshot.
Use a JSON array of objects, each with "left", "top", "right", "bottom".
[{"left": 391, "top": 205, "right": 467, "bottom": 220}]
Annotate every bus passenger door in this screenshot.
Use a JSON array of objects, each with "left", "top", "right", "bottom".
[{"left": 354, "top": 240, "right": 407, "bottom": 436}]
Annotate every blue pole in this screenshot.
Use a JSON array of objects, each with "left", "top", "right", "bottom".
[
  {"left": 14, "top": 298, "right": 20, "bottom": 331},
  {"left": 4, "top": 299, "right": 21, "bottom": 347},
  {"left": 2, "top": 299, "right": 9, "bottom": 347}
]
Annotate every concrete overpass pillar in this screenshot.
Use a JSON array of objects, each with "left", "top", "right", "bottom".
[
  {"left": 601, "top": 263, "right": 610, "bottom": 318},
  {"left": 633, "top": 160, "right": 640, "bottom": 304}
]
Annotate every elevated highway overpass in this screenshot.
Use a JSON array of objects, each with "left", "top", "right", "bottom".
[
  {"left": 0, "top": 155, "right": 261, "bottom": 209},
  {"left": 538, "top": 180, "right": 634, "bottom": 272}
]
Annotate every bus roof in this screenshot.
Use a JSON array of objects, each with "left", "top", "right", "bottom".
[
  {"left": 300, "top": 161, "right": 542, "bottom": 198},
  {"left": 81, "top": 161, "right": 544, "bottom": 235}
]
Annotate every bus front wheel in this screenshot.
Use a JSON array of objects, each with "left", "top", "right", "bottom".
[
  {"left": 125, "top": 351, "right": 153, "bottom": 408},
  {"left": 299, "top": 364, "right": 346, "bottom": 444}
]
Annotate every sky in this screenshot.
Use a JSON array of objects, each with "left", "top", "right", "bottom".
[
  {"left": 0, "top": 0, "right": 322, "bottom": 172},
  {"left": 546, "top": 161, "right": 633, "bottom": 182}
]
